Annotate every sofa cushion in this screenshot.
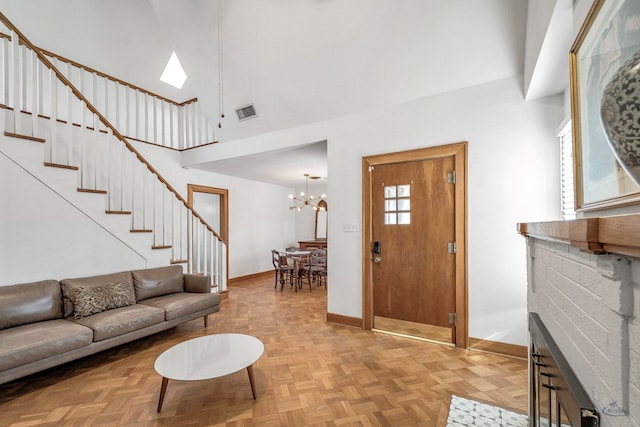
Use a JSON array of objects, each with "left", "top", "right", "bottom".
[
  {"left": 139, "top": 292, "right": 222, "bottom": 321},
  {"left": 0, "top": 319, "right": 93, "bottom": 371},
  {"left": 66, "top": 282, "right": 136, "bottom": 319},
  {"left": 131, "top": 266, "right": 184, "bottom": 302},
  {"left": 0, "top": 280, "right": 63, "bottom": 330},
  {"left": 70, "top": 304, "right": 164, "bottom": 342},
  {"left": 184, "top": 273, "right": 211, "bottom": 293},
  {"left": 61, "top": 271, "right": 134, "bottom": 318}
]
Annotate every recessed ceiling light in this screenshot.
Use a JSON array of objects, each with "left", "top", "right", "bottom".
[{"left": 160, "top": 51, "right": 187, "bottom": 89}]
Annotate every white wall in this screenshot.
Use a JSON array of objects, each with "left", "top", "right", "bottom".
[
  {"left": 132, "top": 141, "right": 296, "bottom": 278},
  {"left": 326, "top": 77, "right": 564, "bottom": 346},
  {"left": 524, "top": 0, "right": 559, "bottom": 95},
  {"left": 0, "top": 151, "right": 146, "bottom": 284},
  {"left": 199, "top": 76, "right": 564, "bottom": 346}
]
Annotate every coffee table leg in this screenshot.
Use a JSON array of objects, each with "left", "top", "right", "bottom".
[
  {"left": 247, "top": 364, "right": 257, "bottom": 399},
  {"left": 157, "top": 377, "right": 169, "bottom": 412}
]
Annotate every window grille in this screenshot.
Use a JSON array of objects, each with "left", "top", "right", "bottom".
[{"left": 559, "top": 122, "right": 576, "bottom": 220}]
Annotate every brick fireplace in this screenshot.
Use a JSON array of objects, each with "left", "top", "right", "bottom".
[{"left": 520, "top": 215, "right": 640, "bottom": 427}]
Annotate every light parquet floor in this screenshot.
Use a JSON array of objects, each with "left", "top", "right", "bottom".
[{"left": 0, "top": 274, "right": 528, "bottom": 426}]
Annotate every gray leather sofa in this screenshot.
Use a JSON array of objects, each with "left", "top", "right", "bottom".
[{"left": 0, "top": 265, "right": 221, "bottom": 385}]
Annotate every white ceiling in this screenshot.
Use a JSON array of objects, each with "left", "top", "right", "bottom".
[
  {"left": 190, "top": 140, "right": 328, "bottom": 189},
  {"left": 0, "top": 0, "right": 572, "bottom": 189}
]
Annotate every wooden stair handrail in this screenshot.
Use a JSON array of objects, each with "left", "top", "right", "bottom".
[{"left": 0, "top": 12, "right": 224, "bottom": 243}]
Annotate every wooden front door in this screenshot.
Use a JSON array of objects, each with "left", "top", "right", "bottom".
[
  {"left": 363, "top": 143, "right": 467, "bottom": 347},
  {"left": 372, "top": 158, "right": 456, "bottom": 334}
]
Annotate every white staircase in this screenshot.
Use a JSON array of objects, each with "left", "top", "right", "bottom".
[{"left": 0, "top": 13, "right": 227, "bottom": 290}]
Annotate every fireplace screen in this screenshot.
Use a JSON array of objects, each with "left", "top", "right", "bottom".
[{"left": 529, "top": 313, "right": 600, "bottom": 427}]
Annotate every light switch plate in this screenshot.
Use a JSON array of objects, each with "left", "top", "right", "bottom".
[{"left": 343, "top": 223, "right": 360, "bottom": 232}]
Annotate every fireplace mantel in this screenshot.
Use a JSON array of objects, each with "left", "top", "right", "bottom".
[{"left": 518, "top": 214, "right": 640, "bottom": 258}]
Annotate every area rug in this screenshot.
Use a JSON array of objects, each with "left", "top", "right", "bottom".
[{"left": 446, "top": 395, "right": 528, "bottom": 427}]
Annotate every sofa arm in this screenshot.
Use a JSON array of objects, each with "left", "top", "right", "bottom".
[{"left": 183, "top": 274, "right": 211, "bottom": 293}]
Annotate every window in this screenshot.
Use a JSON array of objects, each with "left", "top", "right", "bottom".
[
  {"left": 559, "top": 121, "right": 576, "bottom": 220},
  {"left": 384, "top": 184, "right": 411, "bottom": 225},
  {"left": 160, "top": 51, "right": 187, "bottom": 89}
]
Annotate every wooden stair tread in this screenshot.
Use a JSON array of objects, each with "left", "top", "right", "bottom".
[
  {"left": 130, "top": 229, "right": 153, "bottom": 233},
  {"left": 4, "top": 131, "right": 45, "bottom": 143},
  {"left": 78, "top": 188, "right": 107, "bottom": 194},
  {"left": 152, "top": 245, "right": 172, "bottom": 250},
  {"left": 44, "top": 162, "right": 79, "bottom": 170},
  {"left": 105, "top": 210, "right": 132, "bottom": 215},
  {"left": 170, "top": 259, "right": 188, "bottom": 264}
]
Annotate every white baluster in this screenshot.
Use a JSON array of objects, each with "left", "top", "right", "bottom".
[
  {"left": 9, "top": 31, "right": 18, "bottom": 133},
  {"left": 66, "top": 64, "right": 73, "bottom": 166},
  {"left": 152, "top": 96, "right": 157, "bottom": 143},
  {"left": 184, "top": 102, "right": 191, "bottom": 148},
  {"left": 37, "top": 57, "right": 44, "bottom": 119},
  {"left": 0, "top": 37, "right": 6, "bottom": 106},
  {"left": 169, "top": 104, "right": 175, "bottom": 149},
  {"left": 30, "top": 48, "right": 38, "bottom": 136},
  {"left": 143, "top": 92, "right": 149, "bottom": 142},
  {"left": 48, "top": 67, "right": 57, "bottom": 163},
  {"left": 125, "top": 85, "right": 130, "bottom": 138}
]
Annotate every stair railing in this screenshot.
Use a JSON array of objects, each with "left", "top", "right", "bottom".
[
  {"left": 37, "top": 48, "right": 216, "bottom": 150},
  {"left": 0, "top": 13, "right": 227, "bottom": 291},
  {"left": 0, "top": 33, "right": 216, "bottom": 151}
]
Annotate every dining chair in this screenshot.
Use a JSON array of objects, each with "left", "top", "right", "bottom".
[
  {"left": 297, "top": 250, "right": 326, "bottom": 291},
  {"left": 296, "top": 252, "right": 314, "bottom": 292},
  {"left": 309, "top": 249, "right": 327, "bottom": 289},
  {"left": 271, "top": 250, "right": 294, "bottom": 291}
]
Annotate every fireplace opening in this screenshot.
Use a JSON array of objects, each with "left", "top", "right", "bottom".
[{"left": 529, "top": 312, "right": 600, "bottom": 427}]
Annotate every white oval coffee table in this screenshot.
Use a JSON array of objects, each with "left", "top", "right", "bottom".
[{"left": 154, "top": 333, "right": 264, "bottom": 412}]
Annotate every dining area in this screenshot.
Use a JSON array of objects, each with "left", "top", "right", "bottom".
[
  {"left": 272, "top": 188, "right": 327, "bottom": 292},
  {"left": 271, "top": 246, "right": 327, "bottom": 292}
]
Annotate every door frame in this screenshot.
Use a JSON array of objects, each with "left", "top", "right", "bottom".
[
  {"left": 362, "top": 142, "right": 468, "bottom": 348},
  {"left": 187, "top": 184, "right": 229, "bottom": 284}
]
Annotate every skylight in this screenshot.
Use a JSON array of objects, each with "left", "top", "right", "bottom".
[{"left": 160, "top": 51, "right": 187, "bottom": 89}]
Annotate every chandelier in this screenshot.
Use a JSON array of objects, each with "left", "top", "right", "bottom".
[{"left": 289, "top": 174, "right": 326, "bottom": 211}]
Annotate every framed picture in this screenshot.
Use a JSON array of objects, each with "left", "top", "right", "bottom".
[{"left": 570, "top": 0, "right": 640, "bottom": 211}]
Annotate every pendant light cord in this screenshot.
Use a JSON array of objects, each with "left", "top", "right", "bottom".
[{"left": 217, "top": 0, "right": 224, "bottom": 129}]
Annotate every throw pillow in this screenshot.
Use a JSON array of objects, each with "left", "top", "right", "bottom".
[{"left": 67, "top": 282, "right": 136, "bottom": 319}]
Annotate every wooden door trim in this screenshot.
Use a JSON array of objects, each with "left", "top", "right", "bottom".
[
  {"left": 187, "top": 184, "right": 229, "bottom": 245},
  {"left": 362, "top": 142, "right": 468, "bottom": 348},
  {"left": 187, "top": 184, "right": 229, "bottom": 286}
]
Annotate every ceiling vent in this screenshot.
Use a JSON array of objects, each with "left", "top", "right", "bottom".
[{"left": 235, "top": 104, "right": 258, "bottom": 122}]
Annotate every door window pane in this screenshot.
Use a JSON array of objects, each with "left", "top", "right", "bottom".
[
  {"left": 398, "top": 212, "right": 410, "bottom": 224},
  {"left": 385, "top": 199, "right": 397, "bottom": 211},
  {"left": 384, "top": 186, "right": 396, "bottom": 198},
  {"left": 385, "top": 213, "right": 397, "bottom": 225},
  {"left": 384, "top": 184, "right": 411, "bottom": 225}
]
